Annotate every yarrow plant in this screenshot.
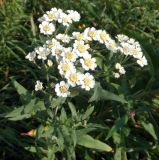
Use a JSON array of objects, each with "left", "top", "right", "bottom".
[{"left": 26, "top": 7, "right": 148, "bottom": 97}]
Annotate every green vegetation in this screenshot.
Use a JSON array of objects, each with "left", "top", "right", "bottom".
[{"left": 0, "top": 0, "right": 159, "bottom": 160}]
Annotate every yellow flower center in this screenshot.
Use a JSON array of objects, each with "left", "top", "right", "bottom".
[
  {"left": 132, "top": 49, "right": 139, "bottom": 55},
  {"left": 109, "top": 42, "right": 117, "bottom": 49},
  {"left": 39, "top": 51, "right": 46, "bottom": 57},
  {"left": 43, "top": 25, "right": 51, "bottom": 32},
  {"left": 75, "top": 34, "right": 83, "bottom": 41},
  {"left": 48, "top": 13, "right": 55, "bottom": 19},
  {"left": 77, "top": 44, "right": 87, "bottom": 53},
  {"left": 100, "top": 32, "right": 108, "bottom": 41},
  {"left": 55, "top": 49, "right": 62, "bottom": 56},
  {"left": 123, "top": 46, "right": 129, "bottom": 54},
  {"left": 84, "top": 59, "right": 93, "bottom": 67},
  {"left": 70, "top": 73, "right": 78, "bottom": 83},
  {"left": 88, "top": 30, "right": 96, "bottom": 38},
  {"left": 84, "top": 77, "right": 91, "bottom": 86},
  {"left": 62, "top": 17, "right": 68, "bottom": 23},
  {"left": 65, "top": 52, "right": 73, "bottom": 60},
  {"left": 48, "top": 42, "right": 55, "bottom": 49},
  {"left": 59, "top": 86, "right": 68, "bottom": 93},
  {"left": 62, "top": 63, "right": 70, "bottom": 72}
]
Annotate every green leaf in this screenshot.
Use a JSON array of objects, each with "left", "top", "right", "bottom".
[
  {"left": 12, "top": 79, "right": 32, "bottom": 104},
  {"left": 82, "top": 106, "right": 94, "bottom": 120},
  {"left": 5, "top": 106, "right": 31, "bottom": 120},
  {"left": 68, "top": 102, "right": 77, "bottom": 119},
  {"left": 89, "top": 83, "right": 127, "bottom": 103},
  {"left": 50, "top": 97, "right": 66, "bottom": 108},
  {"left": 60, "top": 108, "right": 67, "bottom": 123},
  {"left": 114, "top": 147, "right": 122, "bottom": 160},
  {"left": 106, "top": 115, "right": 128, "bottom": 140},
  {"left": 77, "top": 134, "right": 112, "bottom": 152},
  {"left": 141, "top": 122, "right": 157, "bottom": 140}
]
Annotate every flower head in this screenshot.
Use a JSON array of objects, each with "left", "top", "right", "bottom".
[
  {"left": 61, "top": 47, "right": 77, "bottom": 62},
  {"left": 80, "top": 54, "right": 97, "bottom": 71},
  {"left": 96, "top": 30, "right": 110, "bottom": 43},
  {"left": 65, "top": 71, "right": 81, "bottom": 87},
  {"left": 25, "top": 51, "right": 36, "bottom": 61},
  {"left": 73, "top": 40, "right": 90, "bottom": 57},
  {"left": 137, "top": 56, "right": 148, "bottom": 67},
  {"left": 35, "top": 47, "right": 50, "bottom": 60},
  {"left": 51, "top": 44, "right": 63, "bottom": 60},
  {"left": 55, "top": 81, "right": 70, "bottom": 97},
  {"left": 58, "top": 61, "right": 75, "bottom": 75},
  {"left": 80, "top": 73, "right": 95, "bottom": 91},
  {"left": 72, "top": 32, "right": 84, "bottom": 41},
  {"left": 66, "top": 10, "right": 80, "bottom": 22},
  {"left": 58, "top": 12, "right": 72, "bottom": 26},
  {"left": 35, "top": 80, "right": 43, "bottom": 91},
  {"left": 46, "top": 38, "right": 60, "bottom": 50},
  {"left": 56, "top": 34, "right": 71, "bottom": 43},
  {"left": 39, "top": 21, "right": 55, "bottom": 35},
  {"left": 43, "top": 8, "right": 59, "bottom": 21},
  {"left": 83, "top": 27, "right": 97, "bottom": 41},
  {"left": 113, "top": 72, "right": 120, "bottom": 79}
]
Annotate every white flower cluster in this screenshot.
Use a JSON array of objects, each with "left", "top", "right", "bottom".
[
  {"left": 25, "top": 8, "right": 148, "bottom": 97},
  {"left": 117, "top": 34, "right": 148, "bottom": 67},
  {"left": 113, "top": 63, "right": 126, "bottom": 78},
  {"left": 38, "top": 7, "right": 81, "bottom": 35}
]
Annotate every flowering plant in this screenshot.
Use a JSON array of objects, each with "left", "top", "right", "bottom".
[{"left": 9, "top": 7, "right": 149, "bottom": 159}]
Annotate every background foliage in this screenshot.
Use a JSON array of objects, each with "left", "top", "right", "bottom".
[{"left": 0, "top": 0, "right": 159, "bottom": 159}]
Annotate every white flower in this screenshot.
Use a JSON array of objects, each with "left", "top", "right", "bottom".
[
  {"left": 25, "top": 51, "right": 36, "bottom": 61},
  {"left": 66, "top": 10, "right": 80, "bottom": 22},
  {"left": 56, "top": 34, "right": 71, "bottom": 43},
  {"left": 61, "top": 47, "right": 77, "bottom": 62},
  {"left": 119, "top": 67, "right": 126, "bottom": 74},
  {"left": 55, "top": 81, "right": 70, "bottom": 97},
  {"left": 117, "top": 35, "right": 145, "bottom": 62},
  {"left": 58, "top": 12, "right": 72, "bottom": 26},
  {"left": 65, "top": 71, "right": 81, "bottom": 87},
  {"left": 115, "top": 63, "right": 122, "bottom": 70},
  {"left": 116, "top": 34, "right": 129, "bottom": 42},
  {"left": 131, "top": 47, "right": 143, "bottom": 59},
  {"left": 80, "top": 54, "right": 97, "bottom": 71},
  {"left": 51, "top": 44, "right": 64, "bottom": 60},
  {"left": 43, "top": 8, "right": 59, "bottom": 22},
  {"left": 95, "top": 30, "right": 110, "bottom": 43},
  {"left": 119, "top": 42, "right": 132, "bottom": 56},
  {"left": 35, "top": 47, "right": 50, "bottom": 60},
  {"left": 105, "top": 38, "right": 118, "bottom": 53},
  {"left": 80, "top": 73, "right": 95, "bottom": 91},
  {"left": 72, "top": 32, "right": 84, "bottom": 41},
  {"left": 83, "top": 27, "right": 97, "bottom": 41},
  {"left": 113, "top": 72, "right": 120, "bottom": 79},
  {"left": 39, "top": 21, "right": 55, "bottom": 35},
  {"left": 115, "top": 63, "right": 126, "bottom": 75},
  {"left": 47, "top": 59, "right": 53, "bottom": 67},
  {"left": 73, "top": 40, "right": 90, "bottom": 57},
  {"left": 35, "top": 80, "right": 43, "bottom": 91},
  {"left": 58, "top": 61, "right": 75, "bottom": 75},
  {"left": 137, "top": 56, "right": 148, "bottom": 67},
  {"left": 46, "top": 38, "right": 60, "bottom": 50}
]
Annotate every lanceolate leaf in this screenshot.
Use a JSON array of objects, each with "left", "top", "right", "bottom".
[
  {"left": 12, "top": 79, "right": 33, "bottom": 104},
  {"left": 141, "top": 122, "right": 157, "bottom": 140},
  {"left": 77, "top": 134, "right": 112, "bottom": 152},
  {"left": 106, "top": 115, "right": 128, "bottom": 140},
  {"left": 89, "top": 83, "right": 127, "bottom": 103}
]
